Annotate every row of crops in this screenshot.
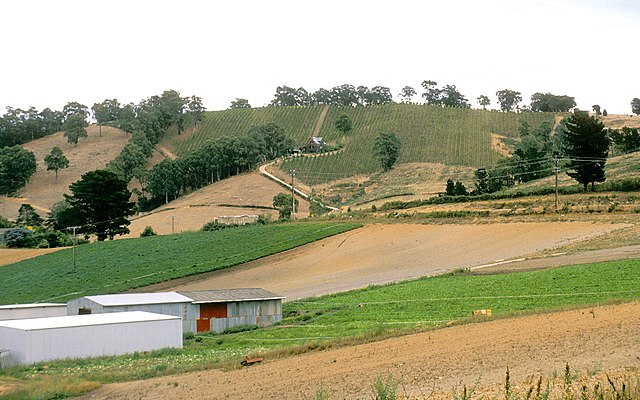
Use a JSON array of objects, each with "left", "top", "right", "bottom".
[
  {"left": 164, "top": 106, "right": 325, "bottom": 155},
  {"left": 281, "top": 104, "right": 554, "bottom": 185},
  {"left": 161, "top": 104, "right": 554, "bottom": 186}
]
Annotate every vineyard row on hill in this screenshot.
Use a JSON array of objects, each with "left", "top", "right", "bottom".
[{"left": 161, "top": 104, "right": 554, "bottom": 185}]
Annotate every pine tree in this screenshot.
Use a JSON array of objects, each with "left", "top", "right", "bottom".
[
  {"left": 64, "top": 170, "right": 135, "bottom": 240},
  {"left": 562, "top": 111, "right": 610, "bottom": 191}
]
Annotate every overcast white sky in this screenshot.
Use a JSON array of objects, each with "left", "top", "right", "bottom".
[{"left": 1, "top": 0, "right": 638, "bottom": 114}]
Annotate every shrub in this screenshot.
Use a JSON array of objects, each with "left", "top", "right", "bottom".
[
  {"left": 0, "top": 215, "right": 12, "bottom": 228},
  {"left": 222, "top": 324, "right": 258, "bottom": 334},
  {"left": 4, "top": 228, "right": 36, "bottom": 248},
  {"left": 140, "top": 226, "right": 157, "bottom": 237},
  {"left": 372, "top": 374, "right": 398, "bottom": 400},
  {"left": 202, "top": 221, "right": 234, "bottom": 231}
]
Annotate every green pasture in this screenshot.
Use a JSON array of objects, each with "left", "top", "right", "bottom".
[{"left": 0, "top": 222, "right": 360, "bottom": 304}]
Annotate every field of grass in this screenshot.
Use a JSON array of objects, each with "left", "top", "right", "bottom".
[
  {"left": 0, "top": 222, "right": 360, "bottom": 305},
  {"left": 3, "top": 257, "right": 638, "bottom": 396},
  {"left": 280, "top": 104, "right": 554, "bottom": 185}
]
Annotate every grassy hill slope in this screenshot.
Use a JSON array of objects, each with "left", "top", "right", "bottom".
[{"left": 160, "top": 104, "right": 554, "bottom": 186}]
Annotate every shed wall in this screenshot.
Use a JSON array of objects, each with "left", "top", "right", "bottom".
[
  {"left": 0, "top": 327, "right": 25, "bottom": 368},
  {"left": 66, "top": 298, "right": 106, "bottom": 315},
  {"left": 0, "top": 305, "right": 67, "bottom": 321},
  {"left": 0, "top": 318, "right": 182, "bottom": 365},
  {"left": 210, "top": 299, "right": 282, "bottom": 333},
  {"left": 68, "top": 299, "right": 196, "bottom": 333}
]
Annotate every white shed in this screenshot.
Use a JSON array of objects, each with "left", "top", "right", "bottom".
[
  {"left": 0, "top": 303, "right": 67, "bottom": 321},
  {"left": 67, "top": 292, "right": 194, "bottom": 333},
  {"left": 0, "top": 311, "right": 182, "bottom": 366},
  {"left": 67, "top": 289, "right": 284, "bottom": 334}
]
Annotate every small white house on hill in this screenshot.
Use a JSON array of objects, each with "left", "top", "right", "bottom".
[
  {"left": 0, "top": 311, "right": 182, "bottom": 366},
  {"left": 67, "top": 288, "right": 284, "bottom": 333},
  {"left": 0, "top": 303, "right": 67, "bottom": 321}
]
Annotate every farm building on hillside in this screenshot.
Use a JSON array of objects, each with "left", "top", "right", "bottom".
[
  {"left": 0, "top": 303, "right": 67, "bottom": 321},
  {"left": 303, "top": 137, "right": 326, "bottom": 153},
  {"left": 179, "top": 289, "right": 284, "bottom": 333},
  {"left": 67, "top": 288, "right": 284, "bottom": 333},
  {"left": 67, "top": 292, "right": 194, "bottom": 333},
  {"left": 0, "top": 311, "right": 182, "bottom": 366},
  {"left": 215, "top": 215, "right": 260, "bottom": 226}
]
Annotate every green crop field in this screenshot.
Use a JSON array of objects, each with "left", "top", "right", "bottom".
[
  {"left": 4, "top": 258, "right": 639, "bottom": 393},
  {"left": 279, "top": 104, "right": 554, "bottom": 185},
  {"left": 0, "top": 222, "right": 360, "bottom": 305},
  {"left": 163, "top": 106, "right": 325, "bottom": 156}
]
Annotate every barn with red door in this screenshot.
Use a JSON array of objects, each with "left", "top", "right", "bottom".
[
  {"left": 67, "top": 289, "right": 284, "bottom": 334},
  {"left": 177, "top": 289, "right": 284, "bottom": 333}
]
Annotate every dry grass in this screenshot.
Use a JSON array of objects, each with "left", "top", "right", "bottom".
[
  {"left": 0, "top": 125, "right": 130, "bottom": 220},
  {"left": 601, "top": 113, "right": 640, "bottom": 129},
  {"left": 1, "top": 376, "right": 100, "bottom": 399}
]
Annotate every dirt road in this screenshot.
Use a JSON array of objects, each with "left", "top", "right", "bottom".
[
  {"left": 141, "top": 221, "right": 629, "bottom": 300},
  {"left": 81, "top": 301, "right": 640, "bottom": 400}
]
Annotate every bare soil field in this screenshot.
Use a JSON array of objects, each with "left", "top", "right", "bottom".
[
  {"left": 0, "top": 125, "right": 129, "bottom": 220},
  {"left": 0, "top": 247, "right": 63, "bottom": 267},
  {"left": 139, "top": 221, "right": 630, "bottom": 300},
  {"left": 124, "top": 171, "right": 310, "bottom": 238},
  {"left": 80, "top": 301, "right": 640, "bottom": 400}
]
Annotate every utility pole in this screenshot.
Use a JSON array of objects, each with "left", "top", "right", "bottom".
[
  {"left": 289, "top": 169, "right": 296, "bottom": 220},
  {"left": 69, "top": 226, "right": 80, "bottom": 272},
  {"left": 553, "top": 153, "right": 560, "bottom": 212}
]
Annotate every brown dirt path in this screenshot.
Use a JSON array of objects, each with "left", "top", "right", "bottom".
[
  {"left": 139, "top": 221, "right": 629, "bottom": 300},
  {"left": 80, "top": 301, "right": 640, "bottom": 400}
]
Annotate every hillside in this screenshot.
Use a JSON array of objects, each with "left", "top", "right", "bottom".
[
  {"left": 159, "top": 104, "right": 555, "bottom": 185},
  {"left": 160, "top": 106, "right": 326, "bottom": 156},
  {"left": 0, "top": 125, "right": 130, "bottom": 220},
  {"left": 125, "top": 171, "right": 310, "bottom": 237}
]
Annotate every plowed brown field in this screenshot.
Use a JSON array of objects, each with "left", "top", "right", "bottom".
[{"left": 80, "top": 301, "right": 640, "bottom": 400}]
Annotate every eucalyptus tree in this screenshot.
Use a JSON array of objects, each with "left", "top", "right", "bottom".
[{"left": 44, "top": 146, "right": 69, "bottom": 181}]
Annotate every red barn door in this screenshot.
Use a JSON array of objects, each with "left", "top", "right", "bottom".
[{"left": 196, "top": 303, "right": 227, "bottom": 332}]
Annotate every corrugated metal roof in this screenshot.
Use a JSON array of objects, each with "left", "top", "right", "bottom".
[
  {"left": 0, "top": 303, "right": 66, "bottom": 310},
  {"left": 84, "top": 292, "right": 192, "bottom": 306},
  {"left": 177, "top": 288, "right": 285, "bottom": 303},
  {"left": 0, "top": 311, "right": 179, "bottom": 331}
]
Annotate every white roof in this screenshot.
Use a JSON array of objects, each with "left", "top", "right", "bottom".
[
  {"left": 0, "top": 303, "right": 66, "bottom": 310},
  {"left": 0, "top": 311, "right": 179, "bottom": 331},
  {"left": 84, "top": 292, "right": 192, "bottom": 306}
]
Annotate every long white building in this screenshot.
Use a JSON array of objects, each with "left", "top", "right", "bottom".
[{"left": 0, "top": 311, "right": 182, "bottom": 366}]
